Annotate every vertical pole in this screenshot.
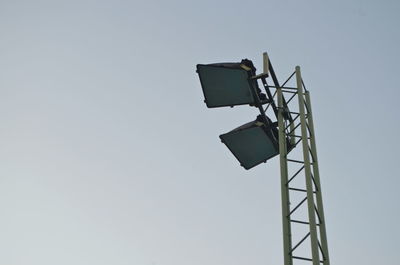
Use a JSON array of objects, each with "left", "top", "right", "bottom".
[
  {"left": 296, "top": 66, "right": 320, "bottom": 265},
  {"left": 305, "top": 91, "right": 330, "bottom": 264},
  {"left": 289, "top": 122, "right": 296, "bottom": 146},
  {"left": 277, "top": 85, "right": 292, "bottom": 265}
]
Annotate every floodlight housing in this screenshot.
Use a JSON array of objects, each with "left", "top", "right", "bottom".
[
  {"left": 196, "top": 59, "right": 267, "bottom": 108},
  {"left": 220, "top": 116, "right": 291, "bottom": 170}
]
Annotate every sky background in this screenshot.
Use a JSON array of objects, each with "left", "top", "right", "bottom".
[{"left": 1, "top": 0, "right": 399, "bottom": 264}]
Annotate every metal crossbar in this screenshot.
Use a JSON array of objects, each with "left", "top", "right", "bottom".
[
  {"left": 288, "top": 187, "right": 317, "bottom": 194},
  {"left": 286, "top": 91, "right": 298, "bottom": 104},
  {"left": 264, "top": 90, "right": 277, "bottom": 112},
  {"left": 269, "top": 85, "right": 298, "bottom": 90},
  {"left": 293, "top": 256, "right": 324, "bottom": 263},
  {"left": 291, "top": 220, "right": 320, "bottom": 226},
  {"left": 281, "top": 71, "right": 296, "bottom": 87},
  {"left": 285, "top": 114, "right": 300, "bottom": 131},
  {"left": 287, "top": 165, "right": 305, "bottom": 185},
  {"left": 290, "top": 232, "right": 310, "bottom": 253},
  {"left": 289, "top": 197, "right": 308, "bottom": 216}
]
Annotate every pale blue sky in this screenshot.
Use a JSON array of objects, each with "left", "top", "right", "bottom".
[{"left": 0, "top": 0, "right": 399, "bottom": 265}]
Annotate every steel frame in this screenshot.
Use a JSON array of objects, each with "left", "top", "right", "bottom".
[
  {"left": 197, "top": 54, "right": 331, "bottom": 265},
  {"left": 256, "top": 61, "right": 330, "bottom": 265}
]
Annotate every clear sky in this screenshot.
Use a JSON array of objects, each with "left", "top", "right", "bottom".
[{"left": 1, "top": 0, "right": 399, "bottom": 264}]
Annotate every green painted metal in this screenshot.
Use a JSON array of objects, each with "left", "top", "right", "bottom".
[
  {"left": 296, "top": 66, "right": 320, "bottom": 265},
  {"left": 277, "top": 66, "right": 331, "bottom": 265},
  {"left": 305, "top": 91, "right": 330, "bottom": 264},
  {"left": 277, "top": 86, "right": 293, "bottom": 265}
]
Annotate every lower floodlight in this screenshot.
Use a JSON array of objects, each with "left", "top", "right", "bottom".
[
  {"left": 220, "top": 116, "right": 288, "bottom": 170},
  {"left": 196, "top": 59, "right": 267, "bottom": 108}
]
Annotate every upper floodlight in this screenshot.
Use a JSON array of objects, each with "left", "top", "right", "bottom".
[{"left": 196, "top": 59, "right": 266, "bottom": 108}]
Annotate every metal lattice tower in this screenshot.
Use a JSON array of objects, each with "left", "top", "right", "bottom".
[
  {"left": 196, "top": 53, "right": 331, "bottom": 265},
  {"left": 274, "top": 66, "right": 330, "bottom": 265}
]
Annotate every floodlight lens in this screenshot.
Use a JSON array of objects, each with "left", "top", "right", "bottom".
[
  {"left": 197, "top": 63, "right": 256, "bottom": 108},
  {"left": 220, "top": 119, "right": 280, "bottom": 170}
]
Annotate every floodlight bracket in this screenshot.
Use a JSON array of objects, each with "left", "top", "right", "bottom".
[
  {"left": 250, "top": 73, "right": 269, "bottom": 80},
  {"left": 250, "top": 53, "right": 269, "bottom": 80},
  {"left": 264, "top": 57, "right": 293, "bottom": 122},
  {"left": 263, "top": 52, "right": 269, "bottom": 76}
]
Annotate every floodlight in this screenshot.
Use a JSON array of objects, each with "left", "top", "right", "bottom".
[
  {"left": 220, "top": 116, "right": 290, "bottom": 170},
  {"left": 196, "top": 59, "right": 267, "bottom": 108}
]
